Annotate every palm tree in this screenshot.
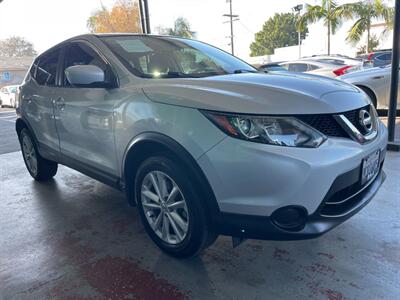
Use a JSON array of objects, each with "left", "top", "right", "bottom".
[
  {"left": 341, "top": 0, "right": 394, "bottom": 53},
  {"left": 297, "top": 0, "right": 352, "bottom": 55}
]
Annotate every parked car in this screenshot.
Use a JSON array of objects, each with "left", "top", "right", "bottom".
[
  {"left": 259, "top": 62, "right": 288, "bottom": 73},
  {"left": 0, "top": 85, "right": 18, "bottom": 108},
  {"left": 279, "top": 60, "right": 352, "bottom": 77},
  {"left": 358, "top": 50, "right": 392, "bottom": 67},
  {"left": 16, "top": 34, "right": 387, "bottom": 258},
  {"left": 339, "top": 64, "right": 399, "bottom": 109},
  {"left": 306, "top": 55, "right": 363, "bottom": 67}
]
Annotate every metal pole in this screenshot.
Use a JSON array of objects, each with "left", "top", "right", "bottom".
[
  {"left": 387, "top": 0, "right": 399, "bottom": 145},
  {"left": 138, "top": 0, "right": 146, "bottom": 34},
  {"left": 298, "top": 30, "right": 301, "bottom": 58},
  {"left": 143, "top": 0, "right": 151, "bottom": 34},
  {"left": 230, "top": 0, "right": 234, "bottom": 55}
]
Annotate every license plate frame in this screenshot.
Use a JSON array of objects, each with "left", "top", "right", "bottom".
[{"left": 361, "top": 149, "right": 380, "bottom": 185}]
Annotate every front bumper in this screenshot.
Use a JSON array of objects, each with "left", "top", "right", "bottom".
[
  {"left": 212, "top": 164, "right": 385, "bottom": 240},
  {"left": 198, "top": 120, "right": 388, "bottom": 240}
]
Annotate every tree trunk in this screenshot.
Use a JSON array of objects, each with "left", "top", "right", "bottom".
[{"left": 327, "top": 20, "right": 331, "bottom": 55}]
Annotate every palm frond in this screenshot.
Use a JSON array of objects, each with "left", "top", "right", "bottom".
[
  {"left": 299, "top": 4, "right": 326, "bottom": 25},
  {"left": 346, "top": 18, "right": 368, "bottom": 45}
]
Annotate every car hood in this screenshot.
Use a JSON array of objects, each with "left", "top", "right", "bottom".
[{"left": 142, "top": 72, "right": 370, "bottom": 114}]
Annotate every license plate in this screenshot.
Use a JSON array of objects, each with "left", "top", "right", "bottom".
[{"left": 361, "top": 150, "right": 380, "bottom": 185}]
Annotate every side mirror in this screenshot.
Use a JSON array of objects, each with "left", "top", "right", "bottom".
[{"left": 65, "top": 65, "right": 105, "bottom": 86}]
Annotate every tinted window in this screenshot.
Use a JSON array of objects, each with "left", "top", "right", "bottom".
[
  {"left": 263, "top": 65, "right": 288, "bottom": 72},
  {"left": 29, "top": 59, "right": 38, "bottom": 79},
  {"left": 62, "top": 42, "right": 109, "bottom": 87},
  {"left": 36, "top": 49, "right": 60, "bottom": 86},
  {"left": 288, "top": 63, "right": 308, "bottom": 72},
  {"left": 376, "top": 53, "right": 391, "bottom": 61},
  {"left": 307, "top": 64, "right": 320, "bottom": 71},
  {"left": 100, "top": 36, "right": 257, "bottom": 78}
]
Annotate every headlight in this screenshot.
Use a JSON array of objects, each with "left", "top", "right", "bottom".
[{"left": 202, "top": 111, "right": 326, "bottom": 148}]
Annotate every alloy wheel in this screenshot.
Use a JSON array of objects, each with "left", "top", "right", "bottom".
[
  {"left": 140, "top": 171, "right": 189, "bottom": 245},
  {"left": 22, "top": 134, "right": 38, "bottom": 175}
]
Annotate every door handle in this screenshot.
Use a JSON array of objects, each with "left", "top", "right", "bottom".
[
  {"left": 22, "top": 95, "right": 32, "bottom": 104},
  {"left": 54, "top": 97, "right": 66, "bottom": 111}
]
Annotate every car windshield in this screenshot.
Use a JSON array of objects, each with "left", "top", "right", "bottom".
[{"left": 100, "top": 35, "right": 258, "bottom": 79}]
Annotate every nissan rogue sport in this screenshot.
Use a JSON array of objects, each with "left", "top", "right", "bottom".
[{"left": 16, "top": 34, "right": 387, "bottom": 258}]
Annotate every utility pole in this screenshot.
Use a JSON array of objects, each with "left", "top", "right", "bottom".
[
  {"left": 387, "top": 0, "right": 400, "bottom": 151},
  {"left": 223, "top": 0, "right": 239, "bottom": 55}
]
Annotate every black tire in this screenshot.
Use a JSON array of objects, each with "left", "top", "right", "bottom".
[
  {"left": 134, "top": 156, "right": 217, "bottom": 258},
  {"left": 358, "top": 86, "right": 377, "bottom": 108},
  {"left": 19, "top": 128, "right": 58, "bottom": 181}
]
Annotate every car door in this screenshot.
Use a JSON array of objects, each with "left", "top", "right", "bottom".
[
  {"left": 54, "top": 41, "right": 119, "bottom": 177},
  {"left": 22, "top": 48, "right": 61, "bottom": 158}
]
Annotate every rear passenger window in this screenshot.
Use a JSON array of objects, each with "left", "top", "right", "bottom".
[
  {"left": 35, "top": 49, "right": 60, "bottom": 86},
  {"left": 29, "top": 59, "right": 38, "bottom": 79}
]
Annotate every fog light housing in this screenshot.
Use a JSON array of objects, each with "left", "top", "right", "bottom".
[{"left": 271, "top": 206, "right": 307, "bottom": 231}]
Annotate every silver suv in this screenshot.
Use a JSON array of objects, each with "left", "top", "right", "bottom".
[{"left": 16, "top": 34, "right": 388, "bottom": 258}]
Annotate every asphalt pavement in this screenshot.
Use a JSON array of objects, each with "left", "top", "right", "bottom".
[{"left": 0, "top": 109, "right": 19, "bottom": 155}]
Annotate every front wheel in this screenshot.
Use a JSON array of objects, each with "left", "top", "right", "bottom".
[
  {"left": 135, "top": 156, "right": 217, "bottom": 258},
  {"left": 19, "top": 128, "right": 58, "bottom": 181}
]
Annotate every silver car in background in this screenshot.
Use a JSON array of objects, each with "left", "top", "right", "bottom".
[
  {"left": 339, "top": 65, "right": 400, "bottom": 109},
  {"left": 280, "top": 59, "right": 353, "bottom": 77}
]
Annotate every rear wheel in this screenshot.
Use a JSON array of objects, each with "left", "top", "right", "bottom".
[
  {"left": 19, "top": 128, "right": 58, "bottom": 181},
  {"left": 135, "top": 156, "right": 217, "bottom": 258}
]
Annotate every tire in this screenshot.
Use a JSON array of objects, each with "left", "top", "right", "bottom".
[
  {"left": 134, "top": 156, "right": 217, "bottom": 258},
  {"left": 19, "top": 128, "right": 58, "bottom": 181},
  {"left": 358, "top": 86, "right": 377, "bottom": 108}
]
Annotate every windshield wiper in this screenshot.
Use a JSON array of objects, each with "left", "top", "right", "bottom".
[
  {"left": 164, "top": 71, "right": 195, "bottom": 78},
  {"left": 233, "top": 69, "right": 259, "bottom": 74}
]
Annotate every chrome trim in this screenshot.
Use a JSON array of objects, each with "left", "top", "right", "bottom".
[
  {"left": 333, "top": 106, "right": 378, "bottom": 144},
  {"left": 320, "top": 170, "right": 383, "bottom": 218},
  {"left": 324, "top": 168, "right": 380, "bottom": 205}
]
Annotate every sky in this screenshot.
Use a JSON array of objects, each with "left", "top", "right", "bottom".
[{"left": 0, "top": 0, "right": 394, "bottom": 60}]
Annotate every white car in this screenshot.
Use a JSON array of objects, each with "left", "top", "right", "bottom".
[
  {"left": 0, "top": 85, "right": 18, "bottom": 108},
  {"left": 280, "top": 60, "right": 352, "bottom": 78},
  {"left": 16, "top": 34, "right": 387, "bottom": 257},
  {"left": 339, "top": 65, "right": 400, "bottom": 109},
  {"left": 306, "top": 55, "right": 363, "bottom": 67}
]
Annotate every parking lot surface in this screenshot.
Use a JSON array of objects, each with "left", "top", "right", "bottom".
[
  {"left": 0, "top": 109, "right": 18, "bottom": 155},
  {"left": 0, "top": 118, "right": 399, "bottom": 299}
]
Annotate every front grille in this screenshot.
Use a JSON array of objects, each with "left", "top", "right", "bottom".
[
  {"left": 343, "top": 106, "right": 370, "bottom": 135},
  {"left": 298, "top": 105, "right": 371, "bottom": 140},
  {"left": 298, "top": 114, "right": 348, "bottom": 138}
]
